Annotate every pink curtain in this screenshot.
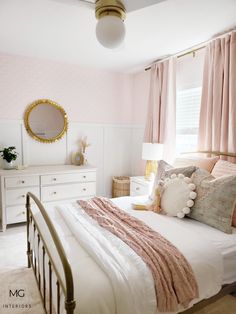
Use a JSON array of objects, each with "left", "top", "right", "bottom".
[
  {"left": 144, "top": 57, "right": 176, "bottom": 163},
  {"left": 198, "top": 31, "right": 236, "bottom": 162}
]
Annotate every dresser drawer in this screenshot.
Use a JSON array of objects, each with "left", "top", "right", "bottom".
[
  {"left": 6, "top": 205, "right": 27, "bottom": 224},
  {"left": 5, "top": 176, "right": 39, "bottom": 188},
  {"left": 41, "top": 172, "right": 96, "bottom": 186},
  {"left": 41, "top": 182, "right": 96, "bottom": 202},
  {"left": 5, "top": 187, "right": 40, "bottom": 206},
  {"left": 130, "top": 181, "right": 149, "bottom": 196}
]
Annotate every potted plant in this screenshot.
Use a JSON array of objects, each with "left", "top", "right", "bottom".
[{"left": 0, "top": 146, "right": 18, "bottom": 169}]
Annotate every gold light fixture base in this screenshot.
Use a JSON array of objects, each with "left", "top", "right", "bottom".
[
  {"left": 145, "top": 160, "right": 158, "bottom": 181},
  {"left": 95, "top": 0, "right": 126, "bottom": 21}
]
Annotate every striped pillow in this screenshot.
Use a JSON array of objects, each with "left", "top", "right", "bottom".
[{"left": 211, "top": 160, "right": 236, "bottom": 178}]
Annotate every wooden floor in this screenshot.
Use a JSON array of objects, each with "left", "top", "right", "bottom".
[{"left": 0, "top": 224, "right": 236, "bottom": 314}]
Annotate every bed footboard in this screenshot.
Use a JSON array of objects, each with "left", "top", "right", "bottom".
[{"left": 26, "top": 192, "right": 76, "bottom": 314}]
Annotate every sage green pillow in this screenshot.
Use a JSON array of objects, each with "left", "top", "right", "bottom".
[{"left": 189, "top": 169, "right": 236, "bottom": 233}]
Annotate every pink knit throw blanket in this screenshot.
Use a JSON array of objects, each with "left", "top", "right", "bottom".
[{"left": 78, "top": 197, "right": 199, "bottom": 312}]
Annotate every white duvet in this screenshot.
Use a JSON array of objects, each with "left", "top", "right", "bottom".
[{"left": 46, "top": 195, "right": 225, "bottom": 314}]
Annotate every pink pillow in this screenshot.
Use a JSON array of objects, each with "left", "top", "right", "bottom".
[{"left": 173, "top": 156, "right": 219, "bottom": 173}]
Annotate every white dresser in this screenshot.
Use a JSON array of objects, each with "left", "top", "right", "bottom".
[{"left": 0, "top": 165, "right": 96, "bottom": 231}]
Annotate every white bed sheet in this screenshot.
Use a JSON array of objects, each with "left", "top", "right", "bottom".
[
  {"left": 172, "top": 212, "right": 236, "bottom": 284},
  {"left": 31, "top": 195, "right": 236, "bottom": 314},
  {"left": 113, "top": 196, "right": 236, "bottom": 285}
]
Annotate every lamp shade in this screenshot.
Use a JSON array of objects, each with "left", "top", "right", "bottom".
[
  {"left": 142, "top": 143, "right": 163, "bottom": 161},
  {"left": 96, "top": 15, "right": 125, "bottom": 49}
]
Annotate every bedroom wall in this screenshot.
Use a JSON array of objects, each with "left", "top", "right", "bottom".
[
  {"left": 132, "top": 70, "right": 150, "bottom": 125},
  {"left": 0, "top": 52, "right": 134, "bottom": 124},
  {"left": 0, "top": 52, "right": 147, "bottom": 196}
]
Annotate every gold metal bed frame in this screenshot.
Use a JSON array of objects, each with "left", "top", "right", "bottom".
[
  {"left": 26, "top": 193, "right": 76, "bottom": 314},
  {"left": 26, "top": 150, "right": 236, "bottom": 314}
]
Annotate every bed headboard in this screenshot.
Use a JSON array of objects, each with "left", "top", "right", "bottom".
[{"left": 182, "top": 150, "right": 236, "bottom": 164}]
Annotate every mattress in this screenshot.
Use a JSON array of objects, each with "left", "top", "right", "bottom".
[{"left": 31, "top": 195, "right": 236, "bottom": 314}]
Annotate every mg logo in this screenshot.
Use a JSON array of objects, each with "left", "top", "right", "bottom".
[{"left": 9, "top": 289, "right": 25, "bottom": 297}]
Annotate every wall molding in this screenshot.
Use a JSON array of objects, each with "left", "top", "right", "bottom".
[{"left": 0, "top": 119, "right": 145, "bottom": 197}]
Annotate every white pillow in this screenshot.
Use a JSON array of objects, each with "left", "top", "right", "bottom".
[{"left": 161, "top": 173, "right": 197, "bottom": 218}]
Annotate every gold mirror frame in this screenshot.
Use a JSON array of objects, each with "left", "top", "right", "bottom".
[{"left": 24, "top": 99, "right": 68, "bottom": 143}]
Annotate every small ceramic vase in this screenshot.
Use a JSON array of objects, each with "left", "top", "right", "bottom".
[
  {"left": 3, "top": 160, "right": 15, "bottom": 170},
  {"left": 73, "top": 152, "right": 85, "bottom": 166}
]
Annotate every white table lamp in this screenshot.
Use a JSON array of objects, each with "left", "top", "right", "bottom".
[{"left": 142, "top": 143, "right": 163, "bottom": 180}]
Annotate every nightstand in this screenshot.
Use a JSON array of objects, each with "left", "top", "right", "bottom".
[{"left": 130, "top": 176, "right": 154, "bottom": 196}]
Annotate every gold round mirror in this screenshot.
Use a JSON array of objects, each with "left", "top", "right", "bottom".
[{"left": 24, "top": 99, "right": 68, "bottom": 143}]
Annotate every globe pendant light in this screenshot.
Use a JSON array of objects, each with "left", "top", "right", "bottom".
[{"left": 95, "top": 0, "right": 126, "bottom": 49}]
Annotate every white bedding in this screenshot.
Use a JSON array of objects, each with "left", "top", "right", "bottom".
[{"left": 31, "top": 196, "right": 236, "bottom": 314}]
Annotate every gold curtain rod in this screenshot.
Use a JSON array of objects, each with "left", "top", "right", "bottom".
[
  {"left": 145, "top": 28, "right": 236, "bottom": 71},
  {"left": 182, "top": 150, "right": 236, "bottom": 158},
  {"left": 145, "top": 45, "right": 205, "bottom": 71},
  {"left": 177, "top": 45, "right": 205, "bottom": 59}
]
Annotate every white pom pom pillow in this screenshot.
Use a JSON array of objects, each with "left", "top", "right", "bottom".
[{"left": 160, "top": 173, "right": 197, "bottom": 218}]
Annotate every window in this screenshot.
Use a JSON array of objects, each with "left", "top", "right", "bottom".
[
  {"left": 175, "top": 49, "right": 205, "bottom": 155},
  {"left": 176, "top": 87, "right": 202, "bottom": 155}
]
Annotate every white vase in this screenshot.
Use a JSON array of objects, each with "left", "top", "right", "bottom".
[{"left": 3, "top": 160, "right": 15, "bottom": 170}]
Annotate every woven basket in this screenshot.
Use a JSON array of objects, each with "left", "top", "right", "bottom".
[{"left": 112, "top": 176, "right": 130, "bottom": 198}]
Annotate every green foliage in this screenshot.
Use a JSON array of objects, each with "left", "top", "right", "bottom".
[{"left": 0, "top": 146, "right": 18, "bottom": 163}]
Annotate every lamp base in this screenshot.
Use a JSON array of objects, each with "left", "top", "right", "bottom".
[{"left": 145, "top": 160, "right": 157, "bottom": 180}]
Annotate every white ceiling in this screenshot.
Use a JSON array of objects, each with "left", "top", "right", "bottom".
[{"left": 0, "top": 0, "right": 236, "bottom": 73}]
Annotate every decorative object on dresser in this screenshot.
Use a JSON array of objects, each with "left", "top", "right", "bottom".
[
  {"left": 0, "top": 165, "right": 96, "bottom": 231},
  {"left": 112, "top": 176, "right": 130, "bottom": 197},
  {"left": 142, "top": 143, "right": 163, "bottom": 180},
  {"left": 130, "top": 176, "right": 154, "bottom": 196},
  {"left": 24, "top": 99, "right": 68, "bottom": 143},
  {"left": 0, "top": 146, "right": 18, "bottom": 170},
  {"left": 73, "top": 136, "right": 91, "bottom": 166}
]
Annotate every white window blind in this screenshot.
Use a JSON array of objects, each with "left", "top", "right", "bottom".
[{"left": 176, "top": 87, "right": 202, "bottom": 155}]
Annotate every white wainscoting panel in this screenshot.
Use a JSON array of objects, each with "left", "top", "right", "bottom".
[
  {"left": 67, "top": 123, "right": 104, "bottom": 196},
  {"left": 103, "top": 126, "right": 133, "bottom": 197},
  {"left": 23, "top": 127, "right": 67, "bottom": 166},
  {"left": 0, "top": 120, "right": 144, "bottom": 197}
]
